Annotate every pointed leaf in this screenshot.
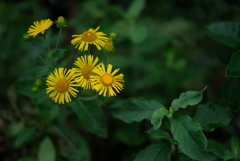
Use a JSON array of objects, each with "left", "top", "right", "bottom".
[
  {"left": 69, "top": 99, "right": 107, "bottom": 138},
  {"left": 170, "top": 91, "right": 203, "bottom": 112},
  {"left": 134, "top": 140, "right": 171, "bottom": 161},
  {"left": 170, "top": 115, "right": 219, "bottom": 161},
  {"left": 30, "top": 66, "right": 52, "bottom": 77},
  {"left": 151, "top": 108, "right": 171, "bottom": 130},
  {"left": 226, "top": 49, "right": 240, "bottom": 77},
  {"left": 52, "top": 49, "right": 67, "bottom": 61},
  {"left": 205, "top": 22, "right": 240, "bottom": 48},
  {"left": 110, "top": 98, "right": 165, "bottom": 123},
  {"left": 127, "top": 0, "right": 145, "bottom": 19},
  {"left": 12, "top": 78, "right": 37, "bottom": 99},
  {"left": 38, "top": 137, "right": 56, "bottom": 161},
  {"left": 194, "top": 103, "right": 232, "bottom": 131}
]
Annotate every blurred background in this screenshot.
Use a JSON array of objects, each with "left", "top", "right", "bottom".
[{"left": 1, "top": 0, "right": 240, "bottom": 160}]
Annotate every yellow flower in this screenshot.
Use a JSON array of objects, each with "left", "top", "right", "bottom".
[
  {"left": 27, "top": 19, "right": 54, "bottom": 37},
  {"left": 90, "top": 63, "right": 124, "bottom": 97},
  {"left": 46, "top": 68, "right": 79, "bottom": 104},
  {"left": 71, "top": 27, "right": 108, "bottom": 51},
  {"left": 73, "top": 55, "right": 99, "bottom": 90}
]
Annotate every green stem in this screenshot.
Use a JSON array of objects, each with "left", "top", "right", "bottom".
[
  {"left": 55, "top": 28, "right": 62, "bottom": 52},
  {"left": 43, "top": 36, "right": 54, "bottom": 68},
  {"left": 28, "top": 42, "right": 53, "bottom": 69}
]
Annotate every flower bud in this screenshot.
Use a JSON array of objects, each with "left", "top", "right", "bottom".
[
  {"left": 102, "top": 38, "right": 115, "bottom": 55},
  {"left": 21, "top": 33, "right": 31, "bottom": 41},
  {"left": 55, "top": 16, "right": 67, "bottom": 28}
]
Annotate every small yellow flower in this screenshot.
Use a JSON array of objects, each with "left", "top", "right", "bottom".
[
  {"left": 55, "top": 16, "right": 67, "bottom": 28},
  {"left": 90, "top": 63, "right": 124, "bottom": 97},
  {"left": 27, "top": 19, "right": 54, "bottom": 37},
  {"left": 46, "top": 68, "right": 79, "bottom": 104},
  {"left": 73, "top": 55, "right": 100, "bottom": 90},
  {"left": 71, "top": 27, "right": 108, "bottom": 51}
]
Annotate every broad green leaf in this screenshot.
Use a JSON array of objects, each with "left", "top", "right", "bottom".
[
  {"left": 69, "top": 99, "right": 107, "bottom": 138},
  {"left": 129, "top": 26, "right": 148, "bottom": 44},
  {"left": 207, "top": 139, "right": 226, "bottom": 157},
  {"left": 170, "top": 91, "right": 203, "bottom": 112},
  {"left": 30, "top": 66, "right": 52, "bottom": 77},
  {"left": 226, "top": 49, "right": 240, "bottom": 77},
  {"left": 223, "top": 78, "right": 240, "bottom": 111},
  {"left": 194, "top": 103, "right": 232, "bottom": 131},
  {"left": 127, "top": 0, "right": 145, "bottom": 19},
  {"left": 148, "top": 129, "right": 171, "bottom": 140},
  {"left": 59, "top": 129, "right": 90, "bottom": 161},
  {"left": 52, "top": 49, "right": 67, "bottom": 61},
  {"left": 170, "top": 115, "right": 219, "bottom": 161},
  {"left": 134, "top": 140, "right": 171, "bottom": 161},
  {"left": 205, "top": 22, "right": 240, "bottom": 48},
  {"left": 7, "top": 122, "right": 24, "bottom": 137},
  {"left": 12, "top": 78, "right": 37, "bottom": 99},
  {"left": 151, "top": 108, "right": 171, "bottom": 130},
  {"left": 38, "top": 137, "right": 56, "bottom": 161},
  {"left": 110, "top": 98, "right": 165, "bottom": 123}
]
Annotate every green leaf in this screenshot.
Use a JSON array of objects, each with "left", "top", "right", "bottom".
[
  {"left": 148, "top": 129, "right": 171, "bottom": 140},
  {"left": 52, "top": 49, "right": 67, "bottom": 61},
  {"left": 226, "top": 49, "right": 240, "bottom": 77},
  {"left": 170, "top": 115, "right": 219, "bottom": 161},
  {"left": 207, "top": 139, "right": 226, "bottom": 157},
  {"left": 205, "top": 22, "right": 240, "bottom": 48},
  {"left": 59, "top": 129, "right": 90, "bottom": 161},
  {"left": 127, "top": 0, "right": 145, "bottom": 19},
  {"left": 170, "top": 91, "right": 203, "bottom": 112},
  {"left": 38, "top": 137, "right": 56, "bottom": 161},
  {"left": 30, "top": 66, "right": 52, "bottom": 77},
  {"left": 134, "top": 140, "right": 171, "bottom": 161},
  {"left": 110, "top": 98, "right": 165, "bottom": 123},
  {"left": 231, "top": 137, "right": 240, "bottom": 159},
  {"left": 129, "top": 26, "right": 148, "bottom": 44},
  {"left": 69, "top": 99, "right": 107, "bottom": 138},
  {"left": 194, "top": 103, "right": 232, "bottom": 131},
  {"left": 151, "top": 108, "right": 171, "bottom": 130},
  {"left": 12, "top": 78, "right": 37, "bottom": 99},
  {"left": 13, "top": 128, "right": 41, "bottom": 149}
]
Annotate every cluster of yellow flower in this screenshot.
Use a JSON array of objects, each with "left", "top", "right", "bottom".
[{"left": 24, "top": 16, "right": 124, "bottom": 104}]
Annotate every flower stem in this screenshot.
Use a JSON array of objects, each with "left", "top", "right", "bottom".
[
  {"left": 28, "top": 42, "right": 53, "bottom": 70},
  {"left": 55, "top": 28, "right": 62, "bottom": 52},
  {"left": 43, "top": 36, "right": 54, "bottom": 68}
]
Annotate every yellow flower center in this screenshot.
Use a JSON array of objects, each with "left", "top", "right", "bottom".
[
  {"left": 82, "top": 31, "right": 97, "bottom": 42},
  {"left": 55, "top": 78, "right": 69, "bottom": 93},
  {"left": 82, "top": 65, "right": 94, "bottom": 79},
  {"left": 101, "top": 74, "right": 114, "bottom": 86}
]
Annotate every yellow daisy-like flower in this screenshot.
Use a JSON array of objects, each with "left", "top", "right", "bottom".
[
  {"left": 90, "top": 63, "right": 124, "bottom": 97},
  {"left": 71, "top": 26, "right": 108, "bottom": 51},
  {"left": 73, "top": 54, "right": 99, "bottom": 90},
  {"left": 46, "top": 68, "right": 79, "bottom": 104},
  {"left": 27, "top": 19, "right": 54, "bottom": 37}
]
